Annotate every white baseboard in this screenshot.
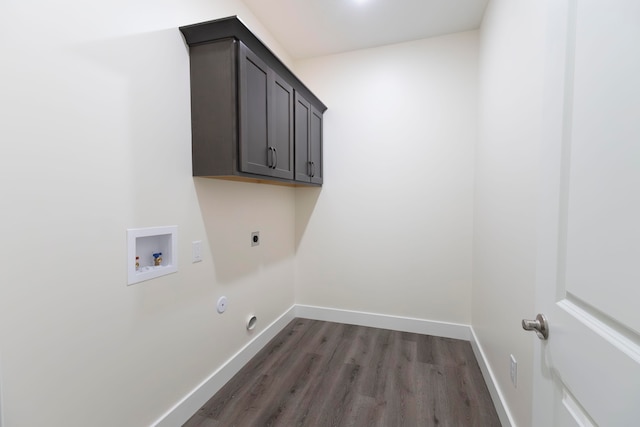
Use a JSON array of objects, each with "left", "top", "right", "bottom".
[
  {"left": 469, "top": 327, "right": 515, "bottom": 427},
  {"left": 151, "top": 305, "right": 297, "bottom": 427},
  {"left": 294, "top": 304, "right": 471, "bottom": 340},
  {"left": 152, "top": 304, "right": 510, "bottom": 427}
]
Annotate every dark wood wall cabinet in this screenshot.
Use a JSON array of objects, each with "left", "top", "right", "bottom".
[{"left": 180, "top": 16, "right": 327, "bottom": 186}]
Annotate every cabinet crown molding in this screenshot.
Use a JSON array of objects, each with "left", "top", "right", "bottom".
[{"left": 180, "top": 16, "right": 327, "bottom": 113}]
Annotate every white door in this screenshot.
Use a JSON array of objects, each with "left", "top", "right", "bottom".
[{"left": 531, "top": 0, "right": 640, "bottom": 425}]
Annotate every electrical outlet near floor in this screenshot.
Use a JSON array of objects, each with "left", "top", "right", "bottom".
[{"left": 510, "top": 354, "right": 517, "bottom": 388}]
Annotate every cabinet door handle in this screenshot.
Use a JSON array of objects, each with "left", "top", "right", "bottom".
[
  {"left": 272, "top": 147, "right": 278, "bottom": 169},
  {"left": 267, "top": 147, "right": 274, "bottom": 168},
  {"left": 310, "top": 161, "right": 315, "bottom": 177}
]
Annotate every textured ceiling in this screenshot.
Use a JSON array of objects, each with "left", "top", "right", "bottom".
[{"left": 240, "top": 0, "right": 489, "bottom": 59}]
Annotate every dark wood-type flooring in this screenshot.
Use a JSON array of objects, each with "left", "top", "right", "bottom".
[{"left": 184, "top": 318, "right": 501, "bottom": 427}]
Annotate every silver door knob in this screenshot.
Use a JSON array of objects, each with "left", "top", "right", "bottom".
[{"left": 522, "top": 313, "right": 549, "bottom": 340}]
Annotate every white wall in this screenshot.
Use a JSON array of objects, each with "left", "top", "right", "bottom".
[
  {"left": 293, "top": 32, "right": 477, "bottom": 324},
  {"left": 0, "top": 1, "right": 298, "bottom": 425},
  {"left": 473, "top": 0, "right": 547, "bottom": 425}
]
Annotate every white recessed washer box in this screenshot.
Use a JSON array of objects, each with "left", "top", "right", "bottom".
[{"left": 127, "top": 226, "right": 178, "bottom": 285}]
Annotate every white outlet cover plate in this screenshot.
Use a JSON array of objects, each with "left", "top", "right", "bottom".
[
  {"left": 192, "top": 240, "right": 202, "bottom": 263},
  {"left": 217, "top": 296, "right": 228, "bottom": 313}
]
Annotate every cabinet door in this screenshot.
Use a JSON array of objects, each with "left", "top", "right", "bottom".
[
  {"left": 239, "top": 42, "right": 272, "bottom": 176},
  {"left": 295, "top": 93, "right": 323, "bottom": 184},
  {"left": 309, "top": 105, "right": 323, "bottom": 184},
  {"left": 294, "top": 93, "right": 311, "bottom": 182},
  {"left": 270, "top": 74, "right": 294, "bottom": 180}
]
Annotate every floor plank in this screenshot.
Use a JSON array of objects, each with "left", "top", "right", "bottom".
[{"left": 184, "top": 318, "right": 501, "bottom": 427}]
